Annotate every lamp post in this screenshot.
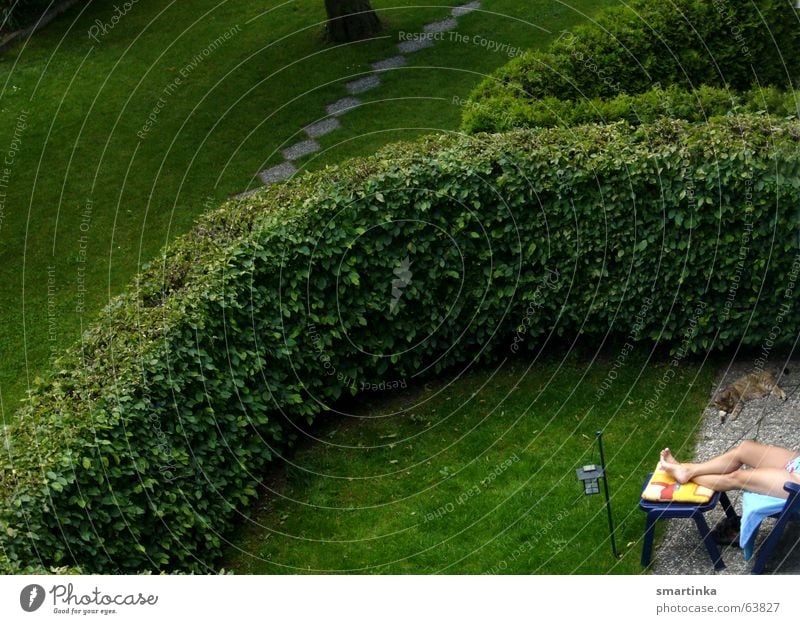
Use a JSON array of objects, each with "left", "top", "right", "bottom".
[{"left": 575, "top": 430, "right": 619, "bottom": 558}]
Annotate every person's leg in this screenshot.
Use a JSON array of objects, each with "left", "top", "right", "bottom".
[
  {"left": 660, "top": 441, "right": 797, "bottom": 483},
  {"left": 692, "top": 468, "right": 800, "bottom": 499}
]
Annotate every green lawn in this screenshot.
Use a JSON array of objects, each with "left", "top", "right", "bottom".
[
  {"left": 222, "top": 353, "right": 716, "bottom": 573},
  {"left": 0, "top": 0, "right": 614, "bottom": 422}
]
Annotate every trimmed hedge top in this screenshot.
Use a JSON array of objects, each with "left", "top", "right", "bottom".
[
  {"left": 465, "top": 0, "right": 800, "bottom": 133},
  {"left": 3, "top": 116, "right": 800, "bottom": 572},
  {"left": 462, "top": 84, "right": 800, "bottom": 134}
]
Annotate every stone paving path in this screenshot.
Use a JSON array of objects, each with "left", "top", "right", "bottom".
[
  {"left": 241, "top": 1, "right": 482, "bottom": 198},
  {"left": 650, "top": 360, "right": 800, "bottom": 575},
  {"left": 231, "top": 4, "right": 800, "bottom": 574}
]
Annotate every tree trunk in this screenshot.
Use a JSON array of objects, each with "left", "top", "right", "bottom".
[{"left": 325, "top": 0, "right": 381, "bottom": 43}]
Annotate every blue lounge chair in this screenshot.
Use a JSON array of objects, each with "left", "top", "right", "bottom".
[
  {"left": 741, "top": 481, "right": 800, "bottom": 574},
  {"left": 639, "top": 473, "right": 738, "bottom": 570}
]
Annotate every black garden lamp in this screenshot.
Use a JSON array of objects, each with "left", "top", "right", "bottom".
[
  {"left": 576, "top": 464, "right": 603, "bottom": 495},
  {"left": 575, "top": 431, "right": 620, "bottom": 558}
]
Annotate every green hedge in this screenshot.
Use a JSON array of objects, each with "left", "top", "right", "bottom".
[
  {"left": 0, "top": 0, "right": 84, "bottom": 33},
  {"left": 463, "top": 84, "right": 800, "bottom": 133},
  {"left": 3, "top": 116, "right": 800, "bottom": 572},
  {"left": 465, "top": 0, "right": 800, "bottom": 131}
]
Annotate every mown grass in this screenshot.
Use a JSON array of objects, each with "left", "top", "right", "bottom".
[
  {"left": 0, "top": 0, "right": 613, "bottom": 422},
  {"left": 222, "top": 352, "right": 716, "bottom": 574}
]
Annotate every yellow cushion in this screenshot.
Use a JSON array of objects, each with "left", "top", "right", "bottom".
[{"left": 641, "top": 466, "right": 714, "bottom": 503}]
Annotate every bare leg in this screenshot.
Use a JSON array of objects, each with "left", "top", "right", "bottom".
[
  {"left": 660, "top": 441, "right": 797, "bottom": 484},
  {"left": 692, "top": 468, "right": 800, "bottom": 499}
]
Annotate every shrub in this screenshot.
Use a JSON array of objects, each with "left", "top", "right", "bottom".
[
  {"left": 0, "top": 0, "right": 87, "bottom": 33},
  {"left": 2, "top": 116, "right": 800, "bottom": 573},
  {"left": 462, "top": 84, "right": 800, "bottom": 133},
  {"left": 465, "top": 0, "right": 800, "bottom": 131}
]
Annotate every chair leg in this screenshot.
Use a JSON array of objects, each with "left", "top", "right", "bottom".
[
  {"left": 719, "top": 492, "right": 738, "bottom": 519},
  {"left": 641, "top": 512, "right": 658, "bottom": 567},
  {"left": 695, "top": 514, "right": 725, "bottom": 570},
  {"left": 751, "top": 515, "right": 792, "bottom": 574}
]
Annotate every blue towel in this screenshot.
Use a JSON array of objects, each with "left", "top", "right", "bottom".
[{"left": 740, "top": 490, "right": 787, "bottom": 560}]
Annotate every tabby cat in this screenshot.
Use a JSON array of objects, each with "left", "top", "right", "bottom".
[{"left": 713, "top": 368, "right": 788, "bottom": 423}]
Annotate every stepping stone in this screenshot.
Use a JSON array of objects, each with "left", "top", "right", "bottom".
[
  {"left": 346, "top": 74, "right": 381, "bottom": 94},
  {"left": 232, "top": 187, "right": 262, "bottom": 200},
  {"left": 282, "top": 139, "right": 320, "bottom": 161},
  {"left": 452, "top": 1, "right": 481, "bottom": 16},
  {"left": 371, "top": 55, "right": 407, "bottom": 71},
  {"left": 258, "top": 161, "right": 297, "bottom": 184},
  {"left": 326, "top": 96, "right": 362, "bottom": 116},
  {"left": 423, "top": 17, "right": 457, "bottom": 33},
  {"left": 304, "top": 117, "right": 341, "bottom": 139},
  {"left": 397, "top": 38, "right": 433, "bottom": 54}
]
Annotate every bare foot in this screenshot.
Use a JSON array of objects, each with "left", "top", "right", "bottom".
[
  {"left": 660, "top": 448, "right": 678, "bottom": 465},
  {"left": 657, "top": 448, "right": 677, "bottom": 471},
  {"left": 659, "top": 448, "right": 691, "bottom": 484}
]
